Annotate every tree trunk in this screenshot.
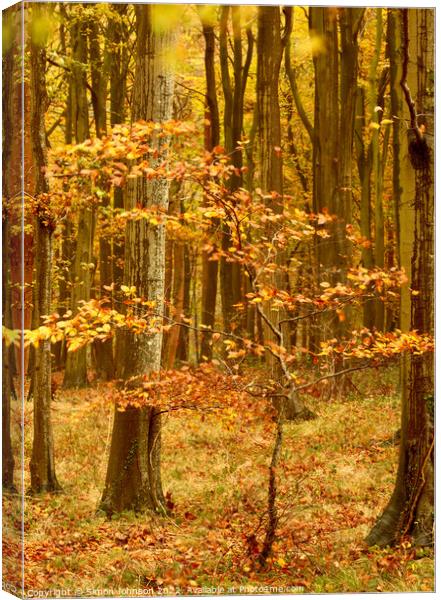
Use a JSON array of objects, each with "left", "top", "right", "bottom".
[
  {"left": 94, "top": 184, "right": 115, "bottom": 381},
  {"left": 199, "top": 14, "right": 219, "bottom": 360},
  {"left": 256, "top": 7, "right": 307, "bottom": 420},
  {"left": 2, "top": 6, "right": 19, "bottom": 492},
  {"left": 256, "top": 5, "right": 285, "bottom": 353},
  {"left": 366, "top": 8, "right": 434, "bottom": 547},
  {"left": 309, "top": 7, "right": 363, "bottom": 366},
  {"left": 355, "top": 86, "right": 375, "bottom": 329},
  {"left": 53, "top": 5, "right": 74, "bottom": 369},
  {"left": 165, "top": 241, "right": 185, "bottom": 369},
  {"left": 109, "top": 3, "right": 129, "bottom": 292},
  {"left": 88, "top": 9, "right": 115, "bottom": 380},
  {"left": 176, "top": 244, "right": 191, "bottom": 362},
  {"left": 369, "top": 9, "right": 385, "bottom": 331},
  {"left": 29, "top": 7, "right": 61, "bottom": 493},
  {"left": 100, "top": 5, "right": 175, "bottom": 515},
  {"left": 308, "top": 8, "right": 339, "bottom": 351},
  {"left": 63, "top": 11, "right": 95, "bottom": 388},
  {"left": 89, "top": 11, "right": 108, "bottom": 138},
  {"left": 337, "top": 8, "right": 364, "bottom": 334},
  {"left": 219, "top": 6, "right": 248, "bottom": 333},
  {"left": 2, "top": 218, "right": 15, "bottom": 491},
  {"left": 30, "top": 224, "right": 60, "bottom": 492}
]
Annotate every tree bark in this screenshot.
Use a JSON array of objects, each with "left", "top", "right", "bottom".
[
  {"left": 89, "top": 11, "right": 108, "bottom": 138},
  {"left": 2, "top": 218, "right": 15, "bottom": 491},
  {"left": 255, "top": 7, "right": 309, "bottom": 420},
  {"left": 52, "top": 5, "right": 74, "bottom": 369},
  {"left": 2, "top": 6, "right": 19, "bottom": 492},
  {"left": 29, "top": 6, "right": 61, "bottom": 493},
  {"left": 100, "top": 5, "right": 175, "bottom": 515},
  {"left": 88, "top": 6, "right": 115, "bottom": 380},
  {"left": 308, "top": 8, "right": 339, "bottom": 350},
  {"left": 366, "top": 8, "right": 434, "bottom": 547},
  {"left": 219, "top": 6, "right": 248, "bottom": 333},
  {"left": 109, "top": 3, "right": 129, "bottom": 291},
  {"left": 199, "top": 14, "right": 219, "bottom": 360},
  {"left": 63, "top": 9, "right": 95, "bottom": 388},
  {"left": 309, "top": 7, "right": 364, "bottom": 355}
]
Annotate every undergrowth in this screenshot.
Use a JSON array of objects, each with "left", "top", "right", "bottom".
[{"left": 2, "top": 367, "right": 434, "bottom": 595}]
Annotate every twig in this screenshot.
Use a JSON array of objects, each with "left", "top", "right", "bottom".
[{"left": 259, "top": 410, "right": 284, "bottom": 567}]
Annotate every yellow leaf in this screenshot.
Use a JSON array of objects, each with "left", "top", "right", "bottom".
[{"left": 277, "top": 557, "right": 286, "bottom": 567}]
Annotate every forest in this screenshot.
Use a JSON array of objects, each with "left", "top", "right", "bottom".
[{"left": 2, "top": 2, "right": 434, "bottom": 596}]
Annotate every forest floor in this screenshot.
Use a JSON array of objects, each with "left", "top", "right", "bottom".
[{"left": 3, "top": 367, "right": 434, "bottom": 596}]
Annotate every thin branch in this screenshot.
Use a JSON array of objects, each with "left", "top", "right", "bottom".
[{"left": 293, "top": 361, "right": 378, "bottom": 394}]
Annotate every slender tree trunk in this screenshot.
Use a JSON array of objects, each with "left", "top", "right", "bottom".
[
  {"left": 355, "top": 86, "right": 375, "bottom": 329},
  {"left": 29, "top": 7, "right": 61, "bottom": 492},
  {"left": 256, "top": 4, "right": 284, "bottom": 347},
  {"left": 53, "top": 5, "right": 74, "bottom": 368},
  {"left": 64, "top": 12, "right": 95, "bottom": 388},
  {"left": 165, "top": 240, "right": 185, "bottom": 369},
  {"left": 162, "top": 186, "right": 185, "bottom": 368},
  {"left": 176, "top": 244, "right": 191, "bottom": 362},
  {"left": 89, "top": 12, "right": 108, "bottom": 138},
  {"left": 110, "top": 3, "right": 129, "bottom": 292},
  {"left": 369, "top": 9, "right": 385, "bottom": 331},
  {"left": 256, "top": 7, "right": 308, "bottom": 420},
  {"left": 309, "top": 8, "right": 339, "bottom": 350},
  {"left": 337, "top": 8, "right": 364, "bottom": 332},
  {"left": 100, "top": 5, "right": 175, "bottom": 515},
  {"left": 219, "top": 6, "right": 248, "bottom": 333},
  {"left": 88, "top": 8, "right": 115, "bottom": 380},
  {"left": 199, "top": 15, "right": 219, "bottom": 360},
  {"left": 94, "top": 184, "right": 115, "bottom": 381},
  {"left": 309, "top": 7, "right": 363, "bottom": 356}
]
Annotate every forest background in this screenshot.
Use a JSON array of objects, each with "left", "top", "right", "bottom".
[{"left": 1, "top": 0, "right": 436, "bottom": 596}]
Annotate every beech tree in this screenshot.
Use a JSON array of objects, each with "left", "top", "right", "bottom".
[
  {"left": 29, "top": 5, "right": 60, "bottom": 493},
  {"left": 199, "top": 6, "right": 220, "bottom": 360},
  {"left": 100, "top": 4, "right": 176, "bottom": 515},
  {"left": 63, "top": 4, "right": 96, "bottom": 388},
  {"left": 308, "top": 7, "right": 364, "bottom": 349}
]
